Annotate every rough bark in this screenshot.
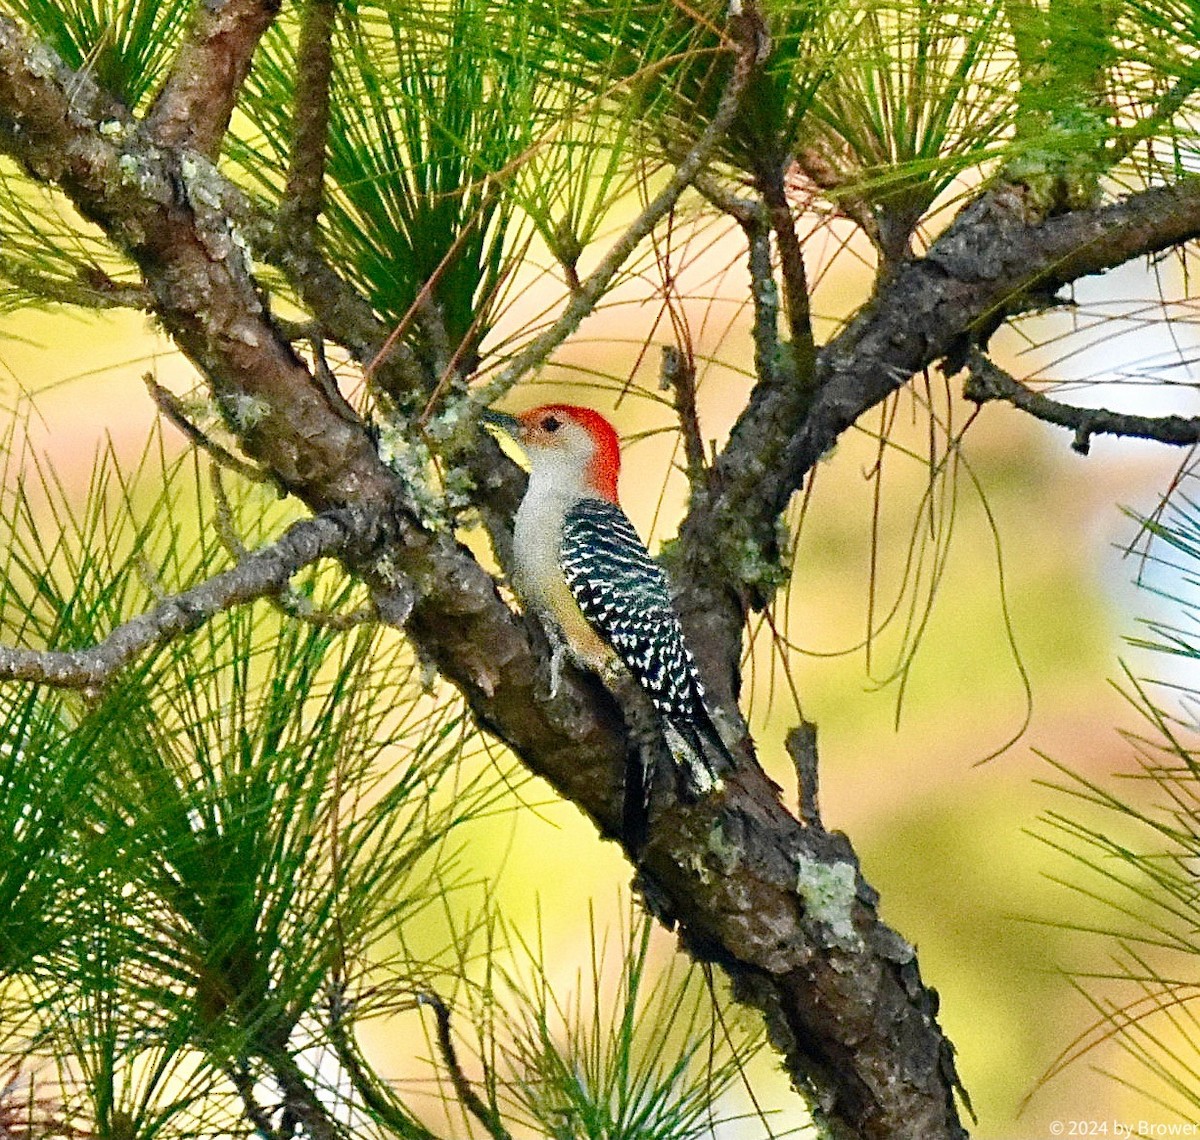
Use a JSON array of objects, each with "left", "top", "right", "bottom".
[{"left": 145, "top": 0, "right": 281, "bottom": 158}]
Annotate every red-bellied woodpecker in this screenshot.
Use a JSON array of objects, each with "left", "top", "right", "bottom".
[{"left": 484, "top": 404, "right": 734, "bottom": 813}]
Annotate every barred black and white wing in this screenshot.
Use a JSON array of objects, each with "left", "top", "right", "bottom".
[{"left": 560, "top": 497, "right": 734, "bottom": 788}]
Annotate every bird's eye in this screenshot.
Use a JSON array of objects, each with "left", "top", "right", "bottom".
[{"left": 542, "top": 415, "right": 561, "bottom": 432}]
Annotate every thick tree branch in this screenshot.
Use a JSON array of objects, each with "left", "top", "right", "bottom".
[
  {"left": 963, "top": 348, "right": 1200, "bottom": 455},
  {"left": 795, "top": 178, "right": 1200, "bottom": 496},
  {"left": 0, "top": 513, "right": 356, "bottom": 689},
  {"left": 146, "top": 0, "right": 280, "bottom": 158},
  {"left": 0, "top": 15, "right": 393, "bottom": 511}
]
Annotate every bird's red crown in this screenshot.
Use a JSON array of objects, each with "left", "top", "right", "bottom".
[{"left": 516, "top": 404, "right": 621, "bottom": 502}]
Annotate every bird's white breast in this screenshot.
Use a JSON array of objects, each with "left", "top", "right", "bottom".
[{"left": 511, "top": 469, "right": 615, "bottom": 672}]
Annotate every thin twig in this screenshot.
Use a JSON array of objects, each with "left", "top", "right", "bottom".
[
  {"left": 308, "top": 337, "right": 361, "bottom": 425},
  {"left": 418, "top": 993, "right": 512, "bottom": 1140},
  {"left": 662, "top": 344, "right": 707, "bottom": 487},
  {"left": 0, "top": 512, "right": 360, "bottom": 690},
  {"left": 145, "top": 374, "right": 277, "bottom": 485},
  {"left": 786, "top": 722, "right": 822, "bottom": 829},
  {"left": 792, "top": 147, "right": 881, "bottom": 249},
  {"left": 227, "top": 1063, "right": 285, "bottom": 1140},
  {"left": 759, "top": 171, "right": 815, "bottom": 370},
  {"left": 269, "top": 1054, "right": 344, "bottom": 1140},
  {"left": 209, "top": 466, "right": 375, "bottom": 630},
  {"left": 963, "top": 348, "right": 1200, "bottom": 455},
  {"left": 4, "top": 263, "right": 153, "bottom": 310},
  {"left": 469, "top": 3, "right": 769, "bottom": 414},
  {"left": 326, "top": 986, "right": 443, "bottom": 1140},
  {"left": 693, "top": 170, "right": 767, "bottom": 228},
  {"left": 741, "top": 209, "right": 780, "bottom": 389}
]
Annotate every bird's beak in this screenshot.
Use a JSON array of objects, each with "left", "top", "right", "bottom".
[{"left": 482, "top": 408, "right": 522, "bottom": 438}]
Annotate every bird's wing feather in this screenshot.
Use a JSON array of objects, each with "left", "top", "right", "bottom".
[{"left": 560, "top": 497, "right": 700, "bottom": 717}]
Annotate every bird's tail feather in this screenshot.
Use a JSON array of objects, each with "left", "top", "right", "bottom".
[
  {"left": 669, "top": 709, "right": 733, "bottom": 799},
  {"left": 624, "top": 708, "right": 733, "bottom": 848}
]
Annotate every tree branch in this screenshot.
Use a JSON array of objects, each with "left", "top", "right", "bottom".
[
  {"left": 1, "top": 16, "right": 1135, "bottom": 1139},
  {"left": 741, "top": 207, "right": 782, "bottom": 390},
  {"left": 251, "top": 222, "right": 433, "bottom": 402},
  {"left": 759, "top": 171, "right": 815, "bottom": 370},
  {"left": 326, "top": 987, "right": 443, "bottom": 1140},
  {"left": 3, "top": 263, "right": 153, "bottom": 310},
  {"left": 662, "top": 344, "right": 708, "bottom": 488},
  {"left": 269, "top": 1053, "right": 344, "bottom": 1140},
  {"left": 787, "top": 721, "right": 822, "bottom": 829},
  {"left": 692, "top": 169, "right": 782, "bottom": 395},
  {"left": 963, "top": 348, "right": 1200, "bottom": 455},
  {"left": 281, "top": 0, "right": 337, "bottom": 234},
  {"left": 418, "top": 993, "right": 511, "bottom": 1140},
  {"left": 796, "top": 177, "right": 1200, "bottom": 493},
  {"left": 676, "top": 179, "right": 1200, "bottom": 700},
  {"left": 0, "top": 513, "right": 358, "bottom": 690},
  {"left": 227, "top": 1063, "right": 287, "bottom": 1140},
  {"left": 145, "top": 0, "right": 280, "bottom": 158},
  {"left": 208, "top": 467, "right": 376, "bottom": 629},
  {"left": 0, "top": 14, "right": 395, "bottom": 512},
  {"left": 145, "top": 374, "right": 277, "bottom": 485}
]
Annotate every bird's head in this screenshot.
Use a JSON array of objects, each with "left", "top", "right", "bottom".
[{"left": 485, "top": 403, "right": 621, "bottom": 502}]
